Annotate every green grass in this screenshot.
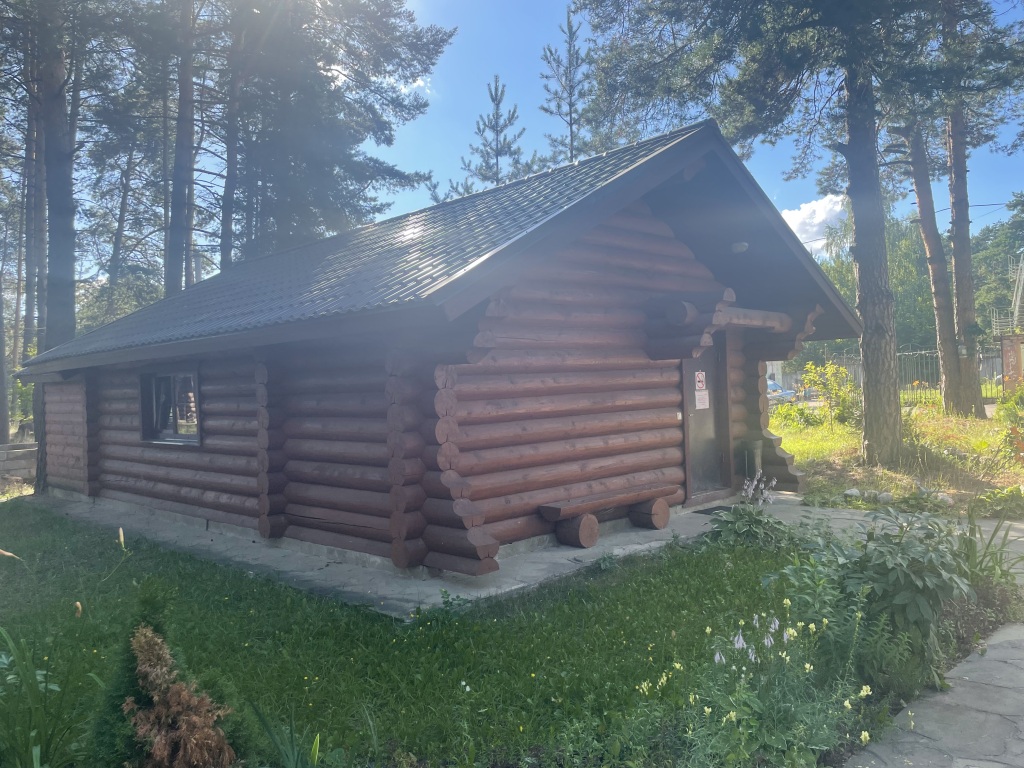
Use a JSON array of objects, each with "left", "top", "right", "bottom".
[
  {"left": 0, "top": 498, "right": 790, "bottom": 765},
  {"left": 771, "top": 404, "right": 1024, "bottom": 513}
]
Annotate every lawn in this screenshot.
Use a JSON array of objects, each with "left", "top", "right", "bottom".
[
  {"left": 2, "top": 496, "right": 799, "bottom": 766},
  {"left": 772, "top": 403, "right": 1024, "bottom": 512}
]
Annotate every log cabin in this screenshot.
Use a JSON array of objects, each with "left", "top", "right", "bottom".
[{"left": 21, "top": 121, "right": 860, "bottom": 576}]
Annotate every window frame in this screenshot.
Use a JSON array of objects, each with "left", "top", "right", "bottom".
[{"left": 139, "top": 368, "right": 202, "bottom": 446}]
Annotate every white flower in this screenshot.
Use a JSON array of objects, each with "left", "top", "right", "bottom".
[
  {"left": 733, "top": 631, "right": 746, "bottom": 650},
  {"left": 714, "top": 651, "right": 725, "bottom": 664}
]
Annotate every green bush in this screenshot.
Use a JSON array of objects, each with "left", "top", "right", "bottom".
[
  {"left": 801, "top": 362, "right": 862, "bottom": 429},
  {"left": 769, "top": 403, "right": 823, "bottom": 430},
  {"left": 975, "top": 485, "right": 1024, "bottom": 519}
]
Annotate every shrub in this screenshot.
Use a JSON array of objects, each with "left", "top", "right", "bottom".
[
  {"left": 124, "top": 624, "right": 235, "bottom": 768},
  {"left": 88, "top": 578, "right": 175, "bottom": 768},
  {"left": 769, "top": 403, "right": 823, "bottom": 430},
  {"left": 801, "top": 362, "right": 862, "bottom": 429},
  {"left": 843, "top": 510, "right": 973, "bottom": 666}
]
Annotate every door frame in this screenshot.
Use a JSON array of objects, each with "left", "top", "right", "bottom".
[{"left": 680, "top": 336, "right": 735, "bottom": 505}]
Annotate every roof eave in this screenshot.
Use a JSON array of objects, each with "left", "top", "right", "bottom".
[{"left": 20, "top": 301, "right": 446, "bottom": 374}]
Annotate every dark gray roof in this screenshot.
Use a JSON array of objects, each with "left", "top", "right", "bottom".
[
  {"left": 26, "top": 119, "right": 860, "bottom": 372},
  {"left": 29, "top": 124, "right": 713, "bottom": 369}
]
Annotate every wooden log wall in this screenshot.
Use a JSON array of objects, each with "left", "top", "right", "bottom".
[
  {"left": 94, "top": 358, "right": 262, "bottom": 527},
  {"left": 44, "top": 380, "right": 90, "bottom": 494},
  {"left": 278, "top": 354, "right": 396, "bottom": 561},
  {"left": 421, "top": 202, "right": 720, "bottom": 575}
]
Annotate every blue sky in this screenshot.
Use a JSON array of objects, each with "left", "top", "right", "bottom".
[{"left": 374, "top": 0, "right": 1024, "bottom": 255}]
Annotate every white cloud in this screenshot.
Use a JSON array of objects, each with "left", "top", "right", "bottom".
[
  {"left": 399, "top": 77, "right": 432, "bottom": 96},
  {"left": 780, "top": 194, "right": 846, "bottom": 256}
]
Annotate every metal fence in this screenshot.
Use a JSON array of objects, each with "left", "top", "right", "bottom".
[{"left": 768, "top": 346, "right": 1003, "bottom": 405}]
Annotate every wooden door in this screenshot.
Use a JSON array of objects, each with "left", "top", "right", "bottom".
[{"left": 681, "top": 344, "right": 729, "bottom": 500}]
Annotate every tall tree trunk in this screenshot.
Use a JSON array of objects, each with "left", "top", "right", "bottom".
[
  {"left": 844, "top": 62, "right": 901, "bottom": 466},
  {"left": 37, "top": 0, "right": 76, "bottom": 351},
  {"left": 12, "top": 170, "right": 25, "bottom": 424},
  {"left": 22, "top": 34, "right": 42, "bottom": 359},
  {"left": 947, "top": 103, "right": 985, "bottom": 418},
  {"left": 904, "top": 125, "right": 964, "bottom": 414},
  {"left": 219, "top": 29, "right": 242, "bottom": 270},
  {"left": 108, "top": 143, "right": 136, "bottom": 313},
  {"left": 0, "top": 228, "right": 11, "bottom": 445},
  {"left": 942, "top": 0, "right": 985, "bottom": 419},
  {"left": 166, "top": 0, "right": 194, "bottom": 296}
]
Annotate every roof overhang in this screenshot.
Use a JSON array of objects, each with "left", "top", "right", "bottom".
[{"left": 19, "top": 302, "right": 448, "bottom": 376}]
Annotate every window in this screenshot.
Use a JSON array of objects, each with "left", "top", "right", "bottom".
[{"left": 141, "top": 372, "right": 200, "bottom": 443}]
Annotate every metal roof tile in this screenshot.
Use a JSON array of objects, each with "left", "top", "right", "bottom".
[{"left": 28, "top": 125, "right": 709, "bottom": 367}]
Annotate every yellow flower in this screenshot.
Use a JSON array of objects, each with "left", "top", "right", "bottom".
[
  {"left": 674, "top": 662, "right": 683, "bottom": 671},
  {"left": 821, "top": 618, "right": 829, "bottom": 629},
  {"left": 796, "top": 621, "right": 805, "bottom": 630},
  {"left": 804, "top": 663, "right": 813, "bottom": 673},
  {"left": 118, "top": 527, "right": 125, "bottom": 548},
  {"left": 859, "top": 685, "right": 872, "bottom": 699},
  {"left": 703, "top": 706, "right": 712, "bottom": 716},
  {"left": 705, "top": 626, "right": 712, "bottom": 635},
  {"left": 808, "top": 623, "right": 816, "bottom": 634},
  {"left": 860, "top": 731, "right": 870, "bottom": 745},
  {"left": 843, "top": 699, "right": 852, "bottom": 710},
  {"left": 782, "top": 598, "right": 792, "bottom": 608},
  {"left": 74, "top": 601, "right": 83, "bottom": 618},
  {"left": 738, "top": 619, "right": 745, "bottom": 626},
  {"left": 785, "top": 628, "right": 798, "bottom": 640}
]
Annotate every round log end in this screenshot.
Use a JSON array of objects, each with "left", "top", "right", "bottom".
[
  {"left": 628, "top": 497, "right": 670, "bottom": 530},
  {"left": 392, "top": 537, "right": 428, "bottom": 569},
  {"left": 258, "top": 514, "right": 288, "bottom": 539},
  {"left": 555, "top": 514, "right": 599, "bottom": 548}
]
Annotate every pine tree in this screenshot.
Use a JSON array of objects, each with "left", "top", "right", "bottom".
[
  {"left": 540, "top": 7, "right": 593, "bottom": 165},
  {"left": 578, "top": 0, "right": 943, "bottom": 465},
  {"left": 460, "top": 75, "right": 529, "bottom": 187}
]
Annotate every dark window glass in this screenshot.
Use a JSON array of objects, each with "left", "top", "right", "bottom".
[{"left": 142, "top": 373, "right": 199, "bottom": 443}]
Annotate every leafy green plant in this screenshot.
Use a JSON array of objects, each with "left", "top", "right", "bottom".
[
  {"left": 958, "top": 508, "right": 1024, "bottom": 583},
  {"left": 974, "top": 485, "right": 1024, "bottom": 520},
  {"left": 251, "top": 705, "right": 346, "bottom": 768},
  {"left": 708, "top": 505, "right": 796, "bottom": 550},
  {"left": 644, "top": 606, "right": 873, "bottom": 768},
  {"left": 709, "top": 472, "right": 796, "bottom": 550},
  {"left": 0, "top": 626, "right": 94, "bottom": 768},
  {"left": 843, "top": 510, "right": 973, "bottom": 674}
]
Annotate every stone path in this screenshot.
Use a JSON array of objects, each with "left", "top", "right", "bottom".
[{"left": 846, "top": 624, "right": 1024, "bottom": 768}]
